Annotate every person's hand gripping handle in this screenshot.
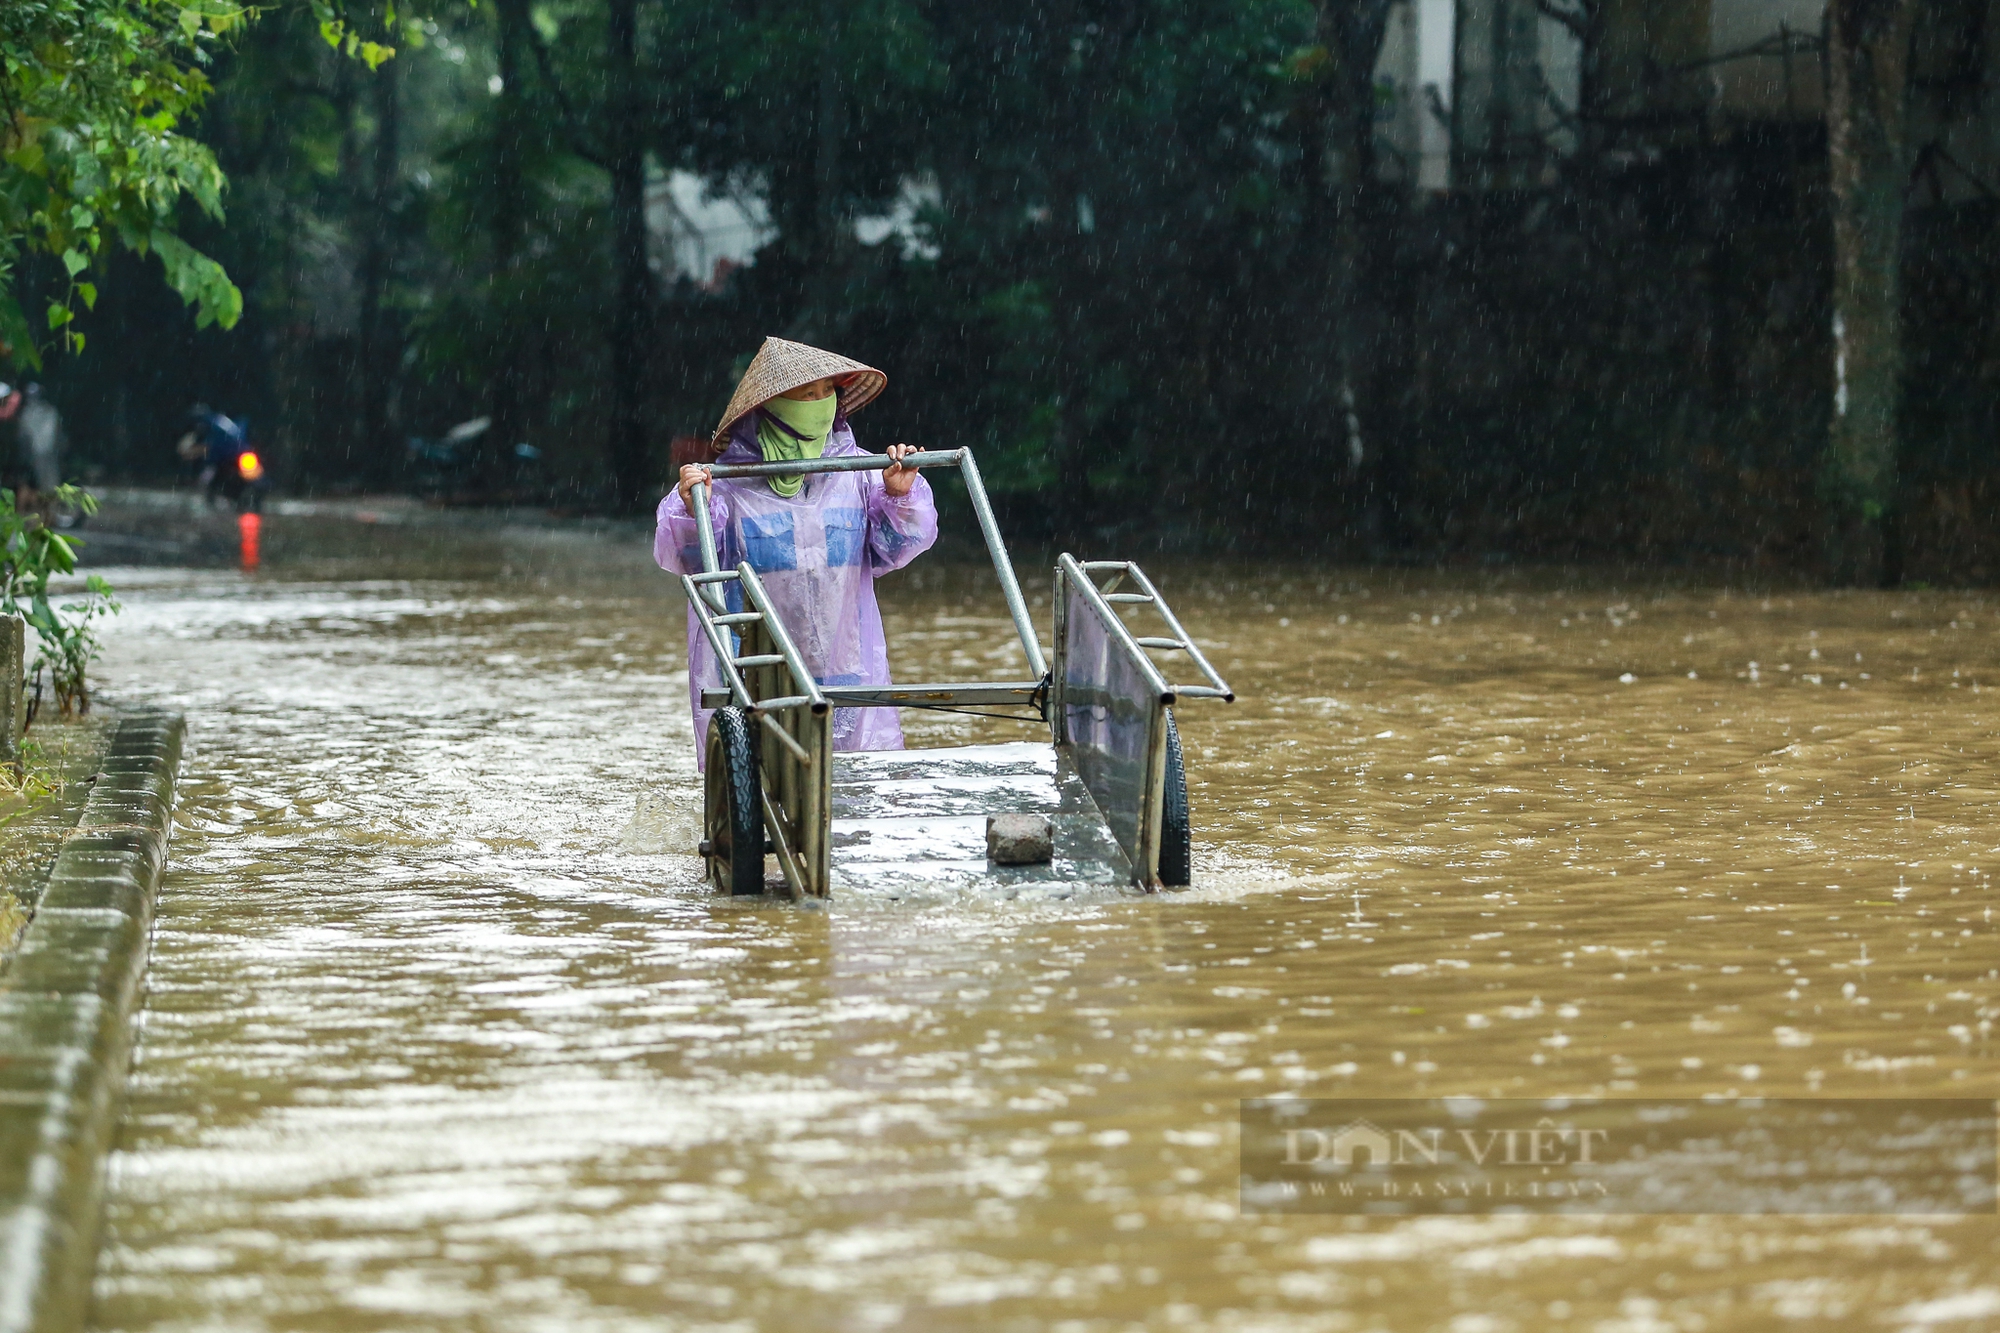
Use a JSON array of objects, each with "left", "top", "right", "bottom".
[
  {"left": 883, "top": 444, "right": 918, "bottom": 498},
  {"left": 677, "top": 463, "right": 713, "bottom": 509}
]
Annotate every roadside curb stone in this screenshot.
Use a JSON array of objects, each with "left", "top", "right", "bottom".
[{"left": 0, "top": 710, "right": 184, "bottom": 1333}]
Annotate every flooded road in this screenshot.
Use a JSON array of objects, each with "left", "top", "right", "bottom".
[{"left": 82, "top": 499, "right": 1997, "bottom": 1331}]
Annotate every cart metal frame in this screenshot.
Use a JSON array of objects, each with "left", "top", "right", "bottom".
[{"left": 679, "top": 448, "right": 1230, "bottom": 898}]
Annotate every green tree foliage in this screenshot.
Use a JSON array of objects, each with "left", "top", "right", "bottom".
[
  {"left": 463, "top": 0, "right": 1321, "bottom": 515},
  {"left": 0, "top": 0, "right": 392, "bottom": 367},
  {"left": 3, "top": 0, "right": 242, "bottom": 361},
  {"left": 891, "top": 1, "right": 1321, "bottom": 525}
]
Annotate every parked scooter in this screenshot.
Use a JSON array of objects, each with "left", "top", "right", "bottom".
[
  {"left": 404, "top": 416, "right": 542, "bottom": 496},
  {"left": 404, "top": 416, "right": 490, "bottom": 493}
]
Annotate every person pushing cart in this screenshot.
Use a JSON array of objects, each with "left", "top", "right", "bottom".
[{"left": 655, "top": 337, "right": 936, "bottom": 767}]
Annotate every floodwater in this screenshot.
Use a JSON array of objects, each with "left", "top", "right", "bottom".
[{"left": 80, "top": 497, "right": 1997, "bottom": 1331}]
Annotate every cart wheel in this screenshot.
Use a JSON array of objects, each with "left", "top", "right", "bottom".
[
  {"left": 1160, "top": 708, "right": 1192, "bottom": 887},
  {"left": 705, "top": 707, "right": 764, "bottom": 895}
]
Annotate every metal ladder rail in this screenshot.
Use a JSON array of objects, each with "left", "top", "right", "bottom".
[
  {"left": 681, "top": 569, "right": 827, "bottom": 715},
  {"left": 730, "top": 563, "right": 833, "bottom": 898},
  {"left": 680, "top": 565, "right": 832, "bottom": 898},
  {"left": 684, "top": 482, "right": 842, "bottom": 898},
  {"left": 682, "top": 571, "right": 765, "bottom": 709},
  {"left": 1076, "top": 560, "right": 1234, "bottom": 701}
]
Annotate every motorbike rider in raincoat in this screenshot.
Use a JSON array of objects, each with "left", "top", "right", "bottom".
[
  {"left": 655, "top": 337, "right": 938, "bottom": 766},
  {"left": 179, "top": 405, "right": 266, "bottom": 512}
]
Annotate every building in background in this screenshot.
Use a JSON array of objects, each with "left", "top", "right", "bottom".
[
  {"left": 1447, "top": 0, "right": 1581, "bottom": 187},
  {"left": 1905, "top": 0, "right": 2000, "bottom": 207},
  {"left": 1371, "top": 0, "right": 1998, "bottom": 198},
  {"left": 1709, "top": 0, "right": 1828, "bottom": 119},
  {"left": 1374, "top": 0, "right": 1460, "bottom": 190},
  {"left": 644, "top": 169, "right": 941, "bottom": 291},
  {"left": 645, "top": 171, "right": 772, "bottom": 292}
]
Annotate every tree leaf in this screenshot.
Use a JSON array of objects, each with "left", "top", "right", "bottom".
[
  {"left": 150, "top": 232, "right": 244, "bottom": 330},
  {"left": 0, "top": 295, "right": 39, "bottom": 372}
]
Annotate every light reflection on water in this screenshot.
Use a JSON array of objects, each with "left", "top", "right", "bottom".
[{"left": 84, "top": 507, "right": 1999, "bottom": 1331}]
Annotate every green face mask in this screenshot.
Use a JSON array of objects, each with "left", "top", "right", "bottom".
[{"left": 757, "top": 393, "right": 838, "bottom": 497}]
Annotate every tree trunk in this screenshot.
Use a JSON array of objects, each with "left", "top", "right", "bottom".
[
  {"left": 807, "top": 0, "right": 844, "bottom": 329},
  {"left": 333, "top": 53, "right": 364, "bottom": 481},
  {"left": 1822, "top": 0, "right": 1920, "bottom": 586},
  {"left": 358, "top": 51, "right": 401, "bottom": 489},
  {"left": 1300, "top": 2, "right": 1393, "bottom": 521},
  {"left": 487, "top": 0, "right": 533, "bottom": 495},
  {"left": 607, "top": 0, "right": 653, "bottom": 512},
  {"left": 1576, "top": 0, "right": 1608, "bottom": 145}
]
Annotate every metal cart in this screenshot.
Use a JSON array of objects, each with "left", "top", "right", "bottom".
[{"left": 681, "top": 449, "right": 1232, "bottom": 898}]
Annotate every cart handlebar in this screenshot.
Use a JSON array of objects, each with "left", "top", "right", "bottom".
[
  {"left": 698, "top": 449, "right": 963, "bottom": 480},
  {"left": 686, "top": 446, "right": 1048, "bottom": 680}
]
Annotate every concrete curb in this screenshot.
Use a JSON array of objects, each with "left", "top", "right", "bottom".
[{"left": 0, "top": 710, "right": 185, "bottom": 1333}]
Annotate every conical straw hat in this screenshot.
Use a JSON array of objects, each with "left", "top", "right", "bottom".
[{"left": 712, "top": 336, "right": 887, "bottom": 445}]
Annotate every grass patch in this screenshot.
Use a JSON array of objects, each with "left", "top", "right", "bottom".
[{"left": 0, "top": 715, "right": 116, "bottom": 966}]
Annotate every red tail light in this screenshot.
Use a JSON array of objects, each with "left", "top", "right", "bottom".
[{"left": 238, "top": 512, "right": 261, "bottom": 571}]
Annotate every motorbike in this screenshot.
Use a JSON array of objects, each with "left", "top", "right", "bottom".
[
  {"left": 405, "top": 417, "right": 542, "bottom": 496},
  {"left": 179, "top": 409, "right": 267, "bottom": 514}
]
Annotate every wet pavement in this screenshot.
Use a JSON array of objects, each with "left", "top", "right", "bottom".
[{"left": 76, "top": 495, "right": 1999, "bottom": 1331}]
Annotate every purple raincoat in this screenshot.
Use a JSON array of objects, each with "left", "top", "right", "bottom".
[{"left": 655, "top": 414, "right": 939, "bottom": 767}]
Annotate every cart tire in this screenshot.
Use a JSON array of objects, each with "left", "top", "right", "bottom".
[
  {"left": 1159, "top": 709, "right": 1192, "bottom": 887},
  {"left": 705, "top": 707, "right": 764, "bottom": 895}
]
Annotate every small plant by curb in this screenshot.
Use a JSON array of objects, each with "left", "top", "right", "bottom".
[{"left": 0, "top": 486, "right": 120, "bottom": 719}]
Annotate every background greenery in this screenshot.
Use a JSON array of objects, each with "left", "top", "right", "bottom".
[{"left": 8, "top": 1, "right": 2000, "bottom": 577}]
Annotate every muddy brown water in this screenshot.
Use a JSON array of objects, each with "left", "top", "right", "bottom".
[{"left": 78, "top": 498, "right": 1998, "bottom": 1331}]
